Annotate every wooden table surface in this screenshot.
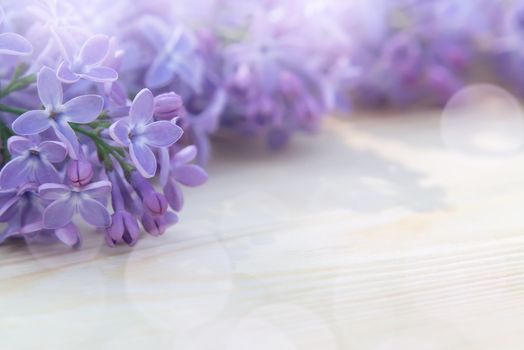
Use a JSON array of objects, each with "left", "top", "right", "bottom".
[{"left": 2, "top": 110, "right": 524, "bottom": 350}]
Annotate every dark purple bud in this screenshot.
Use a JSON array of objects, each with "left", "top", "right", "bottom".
[
  {"left": 143, "top": 191, "right": 168, "bottom": 217},
  {"left": 106, "top": 211, "right": 140, "bottom": 247},
  {"left": 141, "top": 211, "right": 178, "bottom": 237},
  {"left": 141, "top": 213, "right": 167, "bottom": 237},
  {"left": 154, "top": 92, "right": 184, "bottom": 120},
  {"left": 67, "top": 159, "right": 94, "bottom": 187}
]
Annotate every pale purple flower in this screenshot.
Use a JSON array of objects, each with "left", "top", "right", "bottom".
[
  {"left": 109, "top": 88, "right": 183, "bottom": 178},
  {"left": 0, "top": 183, "right": 44, "bottom": 244},
  {"left": 39, "top": 181, "right": 112, "bottom": 229},
  {"left": 163, "top": 146, "right": 208, "bottom": 212},
  {"left": 0, "top": 6, "right": 33, "bottom": 56},
  {"left": 140, "top": 17, "right": 204, "bottom": 91},
  {"left": 57, "top": 35, "right": 118, "bottom": 83},
  {"left": 0, "top": 136, "right": 67, "bottom": 189},
  {"left": 11, "top": 67, "right": 104, "bottom": 159}
]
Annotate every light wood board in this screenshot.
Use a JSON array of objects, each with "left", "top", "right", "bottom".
[{"left": 2, "top": 111, "right": 524, "bottom": 350}]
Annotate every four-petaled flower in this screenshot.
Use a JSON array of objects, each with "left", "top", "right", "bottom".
[
  {"left": 57, "top": 34, "right": 118, "bottom": 83},
  {"left": 0, "top": 136, "right": 67, "bottom": 188},
  {"left": 39, "top": 181, "right": 112, "bottom": 229},
  {"left": 163, "top": 145, "right": 208, "bottom": 212},
  {"left": 11, "top": 66, "right": 104, "bottom": 159},
  {"left": 141, "top": 17, "right": 204, "bottom": 91},
  {"left": 0, "top": 6, "right": 32, "bottom": 56},
  {"left": 110, "top": 88, "right": 183, "bottom": 178}
]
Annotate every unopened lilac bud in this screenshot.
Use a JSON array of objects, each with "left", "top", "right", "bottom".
[
  {"left": 141, "top": 213, "right": 166, "bottom": 237},
  {"left": 141, "top": 211, "right": 178, "bottom": 237},
  {"left": 67, "top": 159, "right": 94, "bottom": 187},
  {"left": 143, "top": 191, "right": 168, "bottom": 217},
  {"left": 154, "top": 92, "right": 184, "bottom": 120},
  {"left": 106, "top": 211, "right": 140, "bottom": 247}
]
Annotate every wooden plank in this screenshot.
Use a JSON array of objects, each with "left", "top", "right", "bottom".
[{"left": 2, "top": 112, "right": 524, "bottom": 349}]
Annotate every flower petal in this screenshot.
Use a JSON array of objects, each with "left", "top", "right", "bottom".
[
  {"left": 11, "top": 110, "right": 51, "bottom": 135},
  {"left": 145, "top": 56, "right": 175, "bottom": 89},
  {"left": 130, "top": 88, "right": 154, "bottom": 125},
  {"left": 39, "top": 141, "right": 68, "bottom": 163},
  {"left": 79, "top": 34, "right": 110, "bottom": 66},
  {"left": 163, "top": 178, "right": 184, "bottom": 211},
  {"left": 174, "top": 164, "right": 208, "bottom": 187},
  {"left": 78, "top": 197, "right": 111, "bottom": 228},
  {"left": 82, "top": 180, "right": 112, "bottom": 202},
  {"left": 174, "top": 145, "right": 197, "bottom": 164},
  {"left": 55, "top": 223, "right": 81, "bottom": 248},
  {"left": 81, "top": 66, "right": 118, "bottom": 82},
  {"left": 0, "top": 32, "right": 33, "bottom": 55},
  {"left": 39, "top": 183, "right": 71, "bottom": 201},
  {"left": 130, "top": 141, "right": 156, "bottom": 178},
  {"left": 62, "top": 95, "right": 104, "bottom": 123},
  {"left": 0, "top": 188, "right": 18, "bottom": 218},
  {"left": 52, "top": 120, "right": 79, "bottom": 159},
  {"left": 7, "top": 136, "right": 32, "bottom": 156},
  {"left": 43, "top": 197, "right": 75, "bottom": 229},
  {"left": 56, "top": 61, "right": 80, "bottom": 83},
  {"left": 164, "top": 211, "right": 179, "bottom": 226},
  {"left": 159, "top": 148, "right": 170, "bottom": 187},
  {"left": 109, "top": 118, "right": 131, "bottom": 146},
  {"left": 37, "top": 66, "right": 63, "bottom": 109},
  {"left": 142, "top": 121, "right": 183, "bottom": 147},
  {"left": 0, "top": 156, "right": 31, "bottom": 188},
  {"left": 34, "top": 160, "right": 61, "bottom": 185}
]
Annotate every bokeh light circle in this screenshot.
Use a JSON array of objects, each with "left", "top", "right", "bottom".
[
  {"left": 124, "top": 235, "right": 234, "bottom": 332},
  {"left": 441, "top": 84, "right": 524, "bottom": 158}
]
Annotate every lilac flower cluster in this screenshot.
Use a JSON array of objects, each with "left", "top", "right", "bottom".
[
  {"left": 91, "top": 0, "right": 337, "bottom": 154},
  {"left": 0, "top": 2, "right": 207, "bottom": 248},
  {"left": 337, "top": 0, "right": 489, "bottom": 109}
]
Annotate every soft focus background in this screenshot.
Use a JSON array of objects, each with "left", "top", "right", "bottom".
[{"left": 3, "top": 0, "right": 524, "bottom": 349}]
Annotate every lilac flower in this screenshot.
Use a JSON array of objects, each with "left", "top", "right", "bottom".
[
  {"left": 0, "top": 136, "right": 67, "bottom": 189},
  {"left": 106, "top": 171, "right": 140, "bottom": 247},
  {"left": 56, "top": 35, "right": 118, "bottom": 84},
  {"left": 0, "top": 183, "right": 82, "bottom": 247},
  {"left": 39, "top": 181, "right": 112, "bottom": 229},
  {"left": 163, "top": 146, "right": 207, "bottom": 212},
  {"left": 0, "top": 6, "right": 33, "bottom": 56},
  {"left": 140, "top": 17, "right": 204, "bottom": 91},
  {"left": 109, "top": 89, "right": 183, "bottom": 178},
  {"left": 0, "top": 184, "right": 43, "bottom": 244},
  {"left": 11, "top": 67, "right": 104, "bottom": 159}
]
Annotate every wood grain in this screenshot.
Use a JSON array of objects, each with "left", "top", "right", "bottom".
[{"left": 2, "top": 111, "right": 524, "bottom": 349}]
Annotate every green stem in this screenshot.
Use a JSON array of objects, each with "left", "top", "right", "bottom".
[
  {"left": 70, "top": 123, "right": 134, "bottom": 174},
  {"left": 0, "top": 74, "right": 36, "bottom": 99},
  {"left": 0, "top": 121, "right": 13, "bottom": 164},
  {"left": 0, "top": 103, "right": 27, "bottom": 115},
  {"left": 0, "top": 100, "right": 133, "bottom": 174}
]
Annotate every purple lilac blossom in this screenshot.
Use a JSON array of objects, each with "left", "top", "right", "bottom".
[{"left": 0, "top": 1, "right": 208, "bottom": 249}]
